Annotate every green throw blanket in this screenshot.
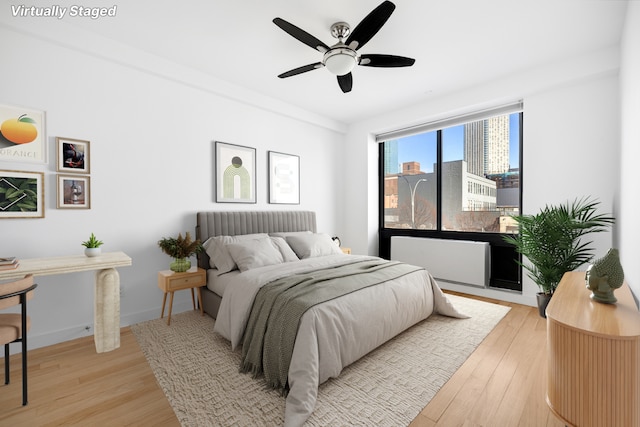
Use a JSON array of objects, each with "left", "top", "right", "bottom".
[{"left": 240, "top": 258, "right": 424, "bottom": 394}]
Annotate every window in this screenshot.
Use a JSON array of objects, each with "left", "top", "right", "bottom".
[
  {"left": 378, "top": 104, "right": 523, "bottom": 291},
  {"left": 383, "top": 132, "right": 436, "bottom": 230}
]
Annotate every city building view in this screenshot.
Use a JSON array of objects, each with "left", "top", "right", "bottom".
[{"left": 383, "top": 113, "right": 520, "bottom": 233}]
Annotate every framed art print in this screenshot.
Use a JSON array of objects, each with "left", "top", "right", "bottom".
[
  {"left": 0, "top": 170, "right": 44, "bottom": 218},
  {"left": 57, "top": 174, "right": 90, "bottom": 209},
  {"left": 0, "top": 104, "right": 46, "bottom": 163},
  {"left": 268, "top": 151, "right": 300, "bottom": 204},
  {"left": 215, "top": 141, "right": 256, "bottom": 203},
  {"left": 56, "top": 137, "right": 90, "bottom": 173}
]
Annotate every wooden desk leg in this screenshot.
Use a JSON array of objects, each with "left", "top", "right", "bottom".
[
  {"left": 160, "top": 292, "right": 167, "bottom": 318},
  {"left": 167, "top": 292, "right": 175, "bottom": 326},
  {"left": 190, "top": 288, "right": 196, "bottom": 310},
  {"left": 197, "top": 287, "right": 203, "bottom": 316},
  {"left": 94, "top": 268, "right": 121, "bottom": 353}
]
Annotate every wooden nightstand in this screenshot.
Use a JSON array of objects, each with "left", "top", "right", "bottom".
[
  {"left": 157, "top": 267, "right": 206, "bottom": 325},
  {"left": 341, "top": 247, "right": 351, "bottom": 254}
]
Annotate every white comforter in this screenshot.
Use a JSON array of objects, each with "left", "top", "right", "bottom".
[{"left": 214, "top": 254, "right": 467, "bottom": 426}]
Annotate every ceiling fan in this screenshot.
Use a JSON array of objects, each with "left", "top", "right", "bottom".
[{"left": 273, "top": 1, "right": 415, "bottom": 93}]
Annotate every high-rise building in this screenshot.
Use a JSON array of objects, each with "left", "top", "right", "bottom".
[
  {"left": 464, "top": 121, "right": 485, "bottom": 176},
  {"left": 484, "top": 116, "right": 510, "bottom": 174},
  {"left": 384, "top": 140, "right": 399, "bottom": 174},
  {"left": 464, "top": 116, "right": 510, "bottom": 176}
]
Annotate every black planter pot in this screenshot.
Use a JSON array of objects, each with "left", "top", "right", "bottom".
[{"left": 536, "top": 292, "right": 552, "bottom": 318}]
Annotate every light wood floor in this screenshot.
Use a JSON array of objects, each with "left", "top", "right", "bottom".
[
  {"left": 0, "top": 294, "right": 564, "bottom": 426},
  {"left": 411, "top": 293, "right": 564, "bottom": 427}
]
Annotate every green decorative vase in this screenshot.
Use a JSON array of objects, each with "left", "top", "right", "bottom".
[{"left": 170, "top": 258, "right": 191, "bottom": 272}]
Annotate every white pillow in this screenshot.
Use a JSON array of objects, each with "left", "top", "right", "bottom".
[
  {"left": 205, "top": 233, "right": 269, "bottom": 273},
  {"left": 269, "top": 236, "right": 299, "bottom": 262},
  {"left": 202, "top": 237, "right": 216, "bottom": 267},
  {"left": 226, "top": 237, "right": 284, "bottom": 272},
  {"left": 286, "top": 233, "right": 343, "bottom": 259}
]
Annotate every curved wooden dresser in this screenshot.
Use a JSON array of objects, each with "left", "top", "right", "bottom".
[{"left": 546, "top": 271, "right": 640, "bottom": 427}]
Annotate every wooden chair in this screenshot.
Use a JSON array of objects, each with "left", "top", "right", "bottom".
[{"left": 0, "top": 274, "right": 37, "bottom": 406}]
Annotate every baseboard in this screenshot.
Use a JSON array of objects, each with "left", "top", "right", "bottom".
[
  {"left": 8, "top": 301, "right": 194, "bottom": 356},
  {"left": 438, "top": 280, "right": 537, "bottom": 307}
]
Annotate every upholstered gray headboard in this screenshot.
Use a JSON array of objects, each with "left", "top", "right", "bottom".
[{"left": 195, "top": 211, "right": 317, "bottom": 269}]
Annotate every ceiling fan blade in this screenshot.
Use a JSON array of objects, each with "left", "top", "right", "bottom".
[
  {"left": 278, "top": 62, "right": 324, "bottom": 78},
  {"left": 345, "top": 1, "right": 396, "bottom": 51},
  {"left": 337, "top": 73, "right": 353, "bottom": 93},
  {"left": 359, "top": 54, "right": 415, "bottom": 67},
  {"left": 273, "top": 18, "right": 330, "bottom": 53}
]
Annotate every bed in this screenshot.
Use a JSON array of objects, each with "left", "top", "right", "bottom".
[{"left": 195, "top": 210, "right": 466, "bottom": 426}]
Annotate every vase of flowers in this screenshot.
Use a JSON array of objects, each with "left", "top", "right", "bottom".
[
  {"left": 169, "top": 258, "right": 190, "bottom": 272},
  {"left": 157, "top": 232, "right": 203, "bottom": 272}
]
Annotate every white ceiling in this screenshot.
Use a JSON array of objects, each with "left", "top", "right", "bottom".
[{"left": 62, "top": 0, "right": 627, "bottom": 126}]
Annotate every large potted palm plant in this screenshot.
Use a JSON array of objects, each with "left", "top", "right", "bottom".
[{"left": 503, "top": 197, "right": 614, "bottom": 317}]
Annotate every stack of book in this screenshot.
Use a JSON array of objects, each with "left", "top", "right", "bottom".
[{"left": 0, "top": 256, "right": 19, "bottom": 271}]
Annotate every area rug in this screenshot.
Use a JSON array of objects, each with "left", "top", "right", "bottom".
[{"left": 131, "top": 294, "right": 510, "bottom": 426}]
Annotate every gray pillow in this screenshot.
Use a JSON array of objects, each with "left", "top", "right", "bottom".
[
  {"left": 204, "top": 233, "right": 269, "bottom": 273},
  {"left": 226, "top": 237, "right": 284, "bottom": 272},
  {"left": 269, "top": 231, "right": 312, "bottom": 239},
  {"left": 270, "top": 236, "right": 299, "bottom": 262},
  {"left": 286, "top": 233, "right": 343, "bottom": 259}
]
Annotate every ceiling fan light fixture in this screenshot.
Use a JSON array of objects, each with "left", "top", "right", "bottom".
[
  {"left": 323, "top": 48, "right": 357, "bottom": 76},
  {"left": 274, "top": 1, "right": 414, "bottom": 91}
]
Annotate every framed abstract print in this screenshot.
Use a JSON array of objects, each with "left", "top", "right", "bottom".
[
  {"left": 57, "top": 174, "right": 90, "bottom": 209},
  {"left": 215, "top": 141, "right": 256, "bottom": 203},
  {"left": 268, "top": 151, "right": 299, "bottom": 204},
  {"left": 56, "top": 137, "right": 90, "bottom": 173},
  {"left": 0, "top": 170, "right": 44, "bottom": 218}
]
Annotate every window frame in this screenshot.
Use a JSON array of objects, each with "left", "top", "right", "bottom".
[{"left": 378, "top": 111, "right": 524, "bottom": 291}]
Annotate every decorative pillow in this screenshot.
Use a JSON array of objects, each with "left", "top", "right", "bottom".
[
  {"left": 226, "top": 237, "right": 284, "bottom": 272},
  {"left": 202, "top": 237, "right": 216, "bottom": 268},
  {"left": 269, "top": 231, "right": 312, "bottom": 239},
  {"left": 270, "top": 236, "right": 299, "bottom": 262},
  {"left": 286, "top": 233, "right": 343, "bottom": 259},
  {"left": 205, "top": 233, "right": 269, "bottom": 273}
]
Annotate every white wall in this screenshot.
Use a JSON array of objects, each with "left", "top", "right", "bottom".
[
  {"left": 619, "top": 1, "right": 640, "bottom": 304},
  {"left": 344, "top": 46, "right": 620, "bottom": 307},
  {"left": 0, "top": 23, "right": 344, "bottom": 350}
]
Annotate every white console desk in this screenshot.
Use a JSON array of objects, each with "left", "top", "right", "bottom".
[{"left": 0, "top": 251, "right": 132, "bottom": 353}]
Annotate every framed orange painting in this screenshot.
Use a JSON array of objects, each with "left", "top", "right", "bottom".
[{"left": 0, "top": 104, "right": 46, "bottom": 164}]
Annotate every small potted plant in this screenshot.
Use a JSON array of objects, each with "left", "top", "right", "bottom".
[
  {"left": 503, "top": 197, "right": 614, "bottom": 317},
  {"left": 158, "top": 232, "right": 203, "bottom": 272},
  {"left": 82, "top": 233, "right": 104, "bottom": 257}
]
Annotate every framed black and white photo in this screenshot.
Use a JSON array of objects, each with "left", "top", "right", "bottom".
[
  {"left": 57, "top": 174, "right": 90, "bottom": 209},
  {"left": 268, "top": 151, "right": 299, "bottom": 204},
  {"left": 56, "top": 137, "right": 90, "bottom": 173},
  {"left": 0, "top": 170, "right": 44, "bottom": 218},
  {"left": 215, "top": 141, "right": 256, "bottom": 203}
]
